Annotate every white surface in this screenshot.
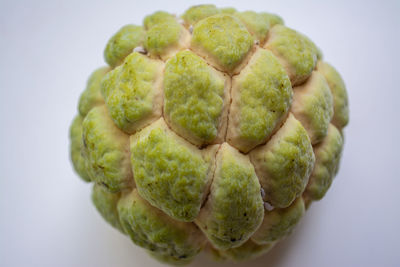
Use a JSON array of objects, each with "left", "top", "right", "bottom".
[{"left": 1, "top": 0, "right": 399, "bottom": 266}]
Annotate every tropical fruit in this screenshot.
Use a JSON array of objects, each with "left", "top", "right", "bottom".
[{"left": 70, "top": 4, "right": 349, "bottom": 265}]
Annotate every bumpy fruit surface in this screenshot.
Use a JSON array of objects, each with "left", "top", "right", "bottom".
[{"left": 70, "top": 4, "right": 349, "bottom": 265}]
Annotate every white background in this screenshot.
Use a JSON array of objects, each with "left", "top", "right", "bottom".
[{"left": 1, "top": 0, "right": 399, "bottom": 266}]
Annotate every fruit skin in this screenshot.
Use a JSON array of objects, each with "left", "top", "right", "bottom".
[
  {"left": 291, "top": 71, "right": 334, "bottom": 144},
  {"left": 163, "top": 50, "right": 228, "bottom": 145},
  {"left": 195, "top": 143, "right": 264, "bottom": 250},
  {"left": 118, "top": 190, "right": 206, "bottom": 264},
  {"left": 303, "top": 124, "right": 344, "bottom": 204},
  {"left": 92, "top": 183, "right": 124, "bottom": 232},
  {"left": 104, "top": 25, "right": 145, "bottom": 68},
  {"left": 265, "top": 25, "right": 319, "bottom": 86},
  {"left": 250, "top": 114, "right": 315, "bottom": 209},
  {"left": 227, "top": 48, "right": 292, "bottom": 152},
  {"left": 70, "top": 4, "right": 349, "bottom": 265},
  {"left": 101, "top": 52, "right": 164, "bottom": 134},
  {"left": 78, "top": 67, "right": 109, "bottom": 117},
  {"left": 70, "top": 115, "right": 90, "bottom": 182},
  {"left": 191, "top": 14, "right": 254, "bottom": 73},
  {"left": 82, "top": 105, "right": 133, "bottom": 192},
  {"left": 129, "top": 119, "right": 213, "bottom": 222},
  {"left": 317, "top": 61, "right": 349, "bottom": 128},
  {"left": 251, "top": 197, "right": 305, "bottom": 244}
]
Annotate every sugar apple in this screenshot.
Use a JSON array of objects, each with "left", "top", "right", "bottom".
[{"left": 70, "top": 4, "right": 349, "bottom": 265}]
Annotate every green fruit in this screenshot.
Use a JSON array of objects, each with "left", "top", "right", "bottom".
[{"left": 70, "top": 5, "right": 349, "bottom": 265}]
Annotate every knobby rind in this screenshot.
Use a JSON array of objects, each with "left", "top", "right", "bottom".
[{"left": 70, "top": 5, "right": 349, "bottom": 265}]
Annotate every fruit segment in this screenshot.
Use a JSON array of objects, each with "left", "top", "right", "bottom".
[
  {"left": 317, "top": 61, "right": 349, "bottom": 129},
  {"left": 181, "top": 4, "right": 220, "bottom": 26},
  {"left": 92, "top": 183, "right": 124, "bottom": 232},
  {"left": 234, "top": 11, "right": 271, "bottom": 44},
  {"left": 130, "top": 119, "right": 215, "bottom": 222},
  {"left": 196, "top": 143, "right": 264, "bottom": 250},
  {"left": 304, "top": 124, "right": 344, "bottom": 203},
  {"left": 251, "top": 197, "right": 305, "bottom": 244},
  {"left": 101, "top": 52, "right": 164, "bottom": 134},
  {"left": 291, "top": 71, "right": 334, "bottom": 144},
  {"left": 265, "top": 25, "right": 318, "bottom": 85},
  {"left": 70, "top": 115, "right": 90, "bottom": 182},
  {"left": 164, "top": 50, "right": 229, "bottom": 146},
  {"left": 118, "top": 190, "right": 206, "bottom": 264},
  {"left": 82, "top": 105, "right": 133, "bottom": 192},
  {"left": 250, "top": 114, "right": 315, "bottom": 208},
  {"left": 191, "top": 14, "right": 254, "bottom": 74},
  {"left": 104, "top": 25, "right": 145, "bottom": 68},
  {"left": 78, "top": 66, "right": 109, "bottom": 117},
  {"left": 227, "top": 48, "right": 292, "bottom": 153}
]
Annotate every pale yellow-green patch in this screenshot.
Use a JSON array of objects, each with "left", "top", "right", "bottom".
[
  {"left": 234, "top": 11, "right": 270, "bottom": 43},
  {"left": 317, "top": 61, "right": 349, "bottom": 129},
  {"left": 92, "top": 183, "right": 124, "bottom": 233},
  {"left": 164, "top": 50, "right": 227, "bottom": 146},
  {"left": 191, "top": 14, "right": 254, "bottom": 73},
  {"left": 101, "top": 52, "right": 163, "bottom": 134},
  {"left": 143, "top": 11, "right": 177, "bottom": 30},
  {"left": 265, "top": 25, "right": 318, "bottom": 85},
  {"left": 70, "top": 115, "right": 90, "bottom": 182},
  {"left": 130, "top": 119, "right": 212, "bottom": 222},
  {"left": 252, "top": 198, "right": 305, "bottom": 244},
  {"left": 227, "top": 48, "right": 292, "bottom": 153},
  {"left": 104, "top": 25, "right": 145, "bottom": 68},
  {"left": 220, "top": 7, "right": 237, "bottom": 14},
  {"left": 181, "top": 4, "right": 220, "bottom": 26},
  {"left": 316, "top": 46, "right": 323, "bottom": 60},
  {"left": 82, "top": 105, "right": 133, "bottom": 192},
  {"left": 260, "top": 12, "right": 284, "bottom": 26},
  {"left": 78, "top": 66, "right": 109, "bottom": 117},
  {"left": 118, "top": 190, "right": 206, "bottom": 264},
  {"left": 144, "top": 18, "right": 189, "bottom": 60},
  {"left": 196, "top": 143, "right": 264, "bottom": 250},
  {"left": 250, "top": 114, "right": 315, "bottom": 208},
  {"left": 291, "top": 71, "right": 334, "bottom": 144},
  {"left": 304, "top": 124, "right": 344, "bottom": 201}
]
